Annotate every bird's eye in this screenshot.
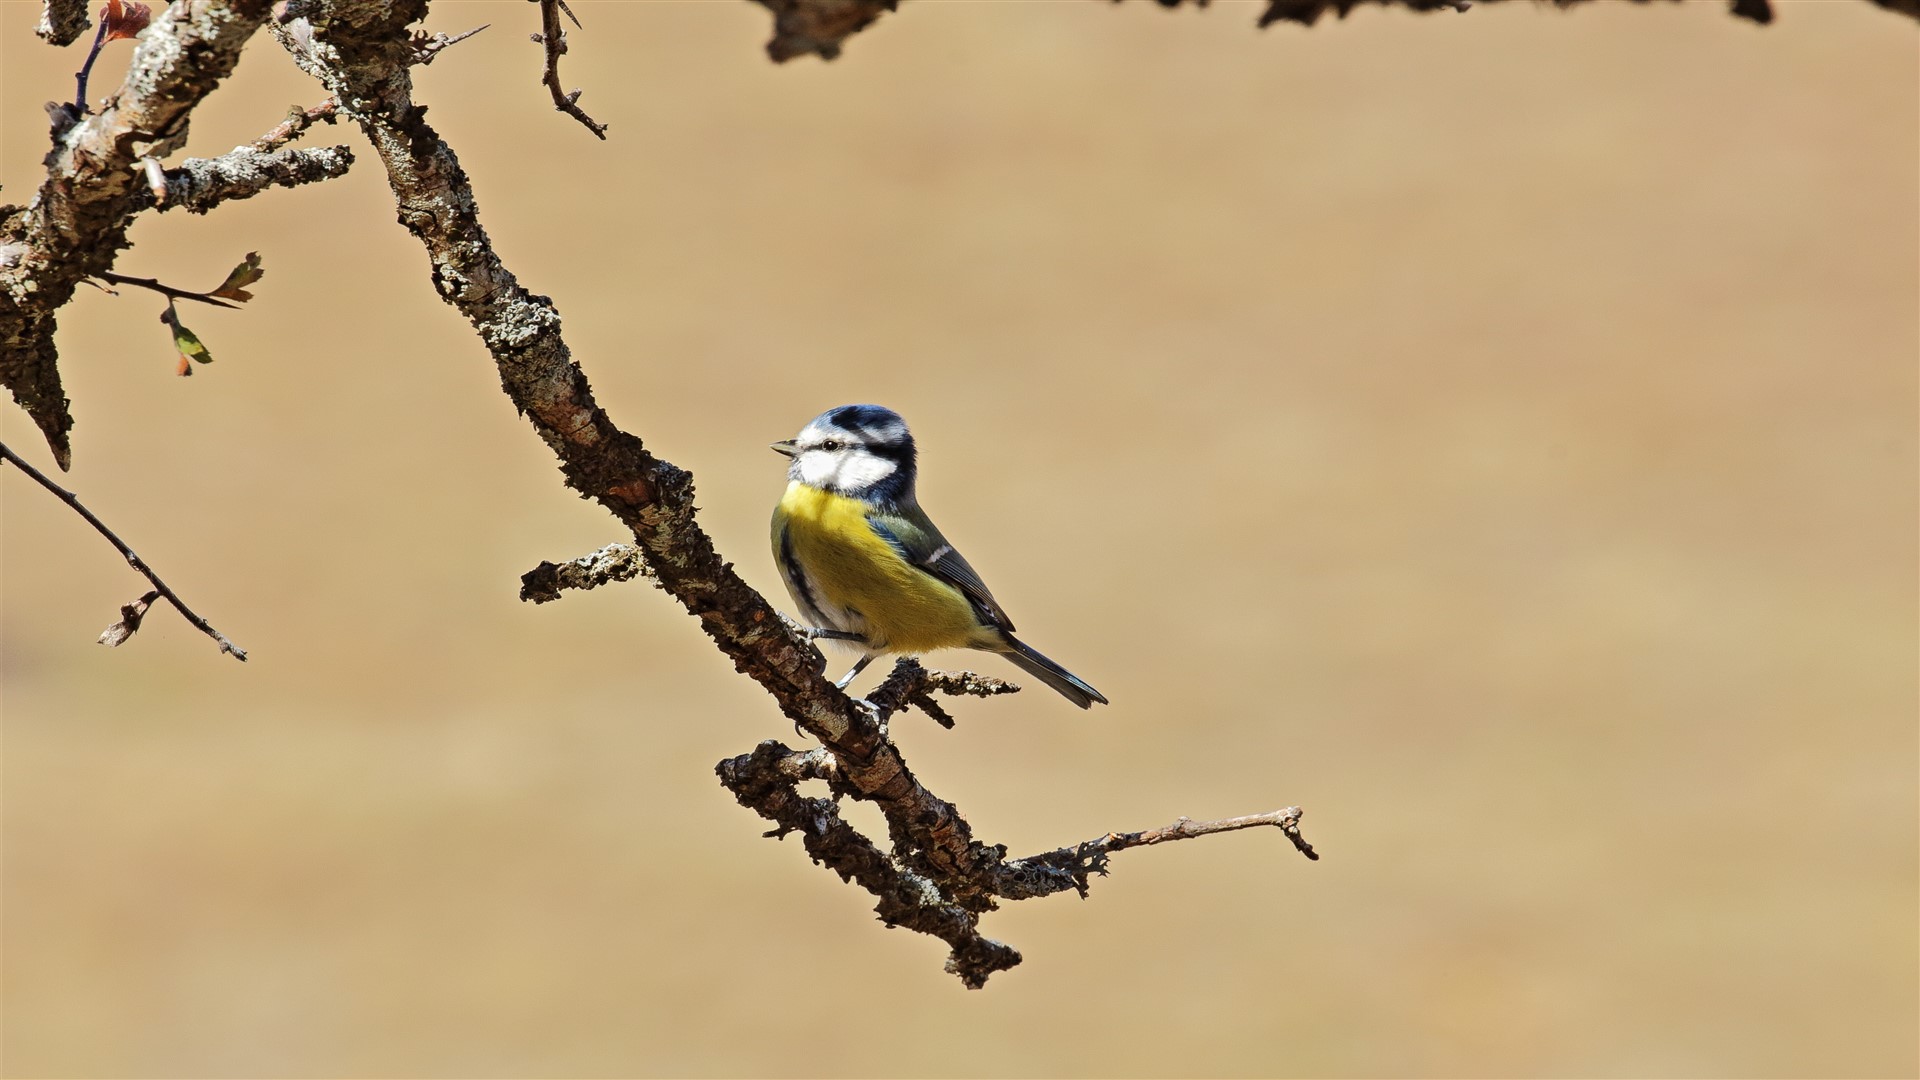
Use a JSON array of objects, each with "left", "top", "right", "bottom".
[{"left": 820, "top": 440, "right": 842, "bottom": 452}]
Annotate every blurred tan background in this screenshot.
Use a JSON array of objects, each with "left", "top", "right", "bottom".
[{"left": 3, "top": 1, "right": 1915, "bottom": 1076}]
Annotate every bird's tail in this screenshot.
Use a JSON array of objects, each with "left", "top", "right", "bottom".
[{"left": 999, "top": 633, "right": 1108, "bottom": 709}]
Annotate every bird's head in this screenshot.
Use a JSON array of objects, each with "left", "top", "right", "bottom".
[{"left": 772, "top": 404, "right": 917, "bottom": 500}]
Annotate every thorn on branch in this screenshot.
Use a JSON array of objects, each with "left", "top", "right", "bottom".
[
  {"left": 535, "top": 0, "right": 608, "bottom": 139},
  {"left": 753, "top": 0, "right": 898, "bottom": 62},
  {"left": 410, "top": 24, "right": 489, "bottom": 66}
]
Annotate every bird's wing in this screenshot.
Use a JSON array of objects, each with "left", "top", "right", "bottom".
[{"left": 866, "top": 505, "right": 1015, "bottom": 632}]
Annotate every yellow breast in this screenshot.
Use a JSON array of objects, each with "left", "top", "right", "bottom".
[{"left": 774, "top": 482, "right": 988, "bottom": 654}]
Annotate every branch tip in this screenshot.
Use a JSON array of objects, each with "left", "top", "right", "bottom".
[
  {"left": 1, "top": 440, "right": 247, "bottom": 660},
  {"left": 536, "top": 0, "right": 608, "bottom": 137}
]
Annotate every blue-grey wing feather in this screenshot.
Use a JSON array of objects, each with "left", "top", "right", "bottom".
[{"left": 866, "top": 509, "right": 1014, "bottom": 631}]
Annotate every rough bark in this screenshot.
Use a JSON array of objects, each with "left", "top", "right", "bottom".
[
  {"left": 35, "top": 0, "right": 90, "bottom": 46},
  {"left": 283, "top": 0, "right": 1315, "bottom": 984},
  {"left": 1, "top": 0, "right": 273, "bottom": 468}
]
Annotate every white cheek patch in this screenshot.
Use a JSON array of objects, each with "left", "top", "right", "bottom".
[{"left": 798, "top": 448, "right": 897, "bottom": 493}]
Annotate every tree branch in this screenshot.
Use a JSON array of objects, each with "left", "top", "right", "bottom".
[
  {"left": 519, "top": 542, "right": 653, "bottom": 603},
  {"left": 534, "top": 0, "right": 607, "bottom": 139},
  {"left": 96, "top": 271, "right": 241, "bottom": 309},
  {"left": 750, "top": 0, "right": 897, "bottom": 62},
  {"left": 251, "top": 99, "right": 341, "bottom": 152},
  {"left": 288, "top": 0, "right": 1311, "bottom": 986},
  {"left": 137, "top": 144, "right": 356, "bottom": 215},
  {"left": 0, "top": 440, "right": 247, "bottom": 660},
  {"left": 743, "top": 0, "right": 1920, "bottom": 63},
  {"left": 1, "top": 0, "right": 274, "bottom": 469},
  {"left": 37, "top": 0, "right": 92, "bottom": 46}
]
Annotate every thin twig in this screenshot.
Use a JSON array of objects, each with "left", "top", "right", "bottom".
[
  {"left": 409, "top": 23, "right": 488, "bottom": 66},
  {"left": 72, "top": 16, "right": 108, "bottom": 110},
  {"left": 867, "top": 657, "right": 1021, "bottom": 729},
  {"left": 0, "top": 440, "right": 247, "bottom": 660},
  {"left": 987, "top": 808, "right": 1317, "bottom": 903},
  {"left": 251, "top": 99, "right": 340, "bottom": 152},
  {"left": 1103, "top": 809, "right": 1319, "bottom": 860},
  {"left": 535, "top": 0, "right": 607, "bottom": 139},
  {"left": 95, "top": 271, "right": 241, "bottom": 309}
]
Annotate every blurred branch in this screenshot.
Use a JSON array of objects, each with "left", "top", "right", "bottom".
[
  {"left": 751, "top": 0, "right": 896, "bottom": 62},
  {"left": 37, "top": 0, "right": 92, "bottom": 45},
  {"left": 1147, "top": 0, "right": 1910, "bottom": 28},
  {"left": 0, "top": 440, "right": 247, "bottom": 660},
  {"left": 746, "top": 0, "right": 1920, "bottom": 62},
  {"left": 289, "top": 0, "right": 1311, "bottom": 986},
  {"left": 519, "top": 542, "right": 653, "bottom": 603},
  {"left": 534, "top": 0, "right": 606, "bottom": 138}
]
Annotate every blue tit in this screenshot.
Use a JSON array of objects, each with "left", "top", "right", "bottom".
[{"left": 769, "top": 404, "right": 1108, "bottom": 709}]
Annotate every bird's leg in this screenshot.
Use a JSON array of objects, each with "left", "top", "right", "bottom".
[
  {"left": 807, "top": 628, "right": 866, "bottom": 643},
  {"left": 833, "top": 652, "right": 878, "bottom": 690}
]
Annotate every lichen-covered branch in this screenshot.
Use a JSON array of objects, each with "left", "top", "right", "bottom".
[
  {"left": 36, "top": 0, "right": 91, "bottom": 45},
  {"left": 716, "top": 740, "right": 1022, "bottom": 989},
  {"left": 1, "top": 0, "right": 273, "bottom": 468},
  {"left": 519, "top": 542, "right": 652, "bottom": 603},
  {"left": 293, "top": 0, "right": 1310, "bottom": 985},
  {"left": 139, "top": 145, "right": 356, "bottom": 215},
  {"left": 251, "top": 99, "right": 340, "bottom": 152}
]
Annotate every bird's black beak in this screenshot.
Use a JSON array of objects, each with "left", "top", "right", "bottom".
[{"left": 769, "top": 440, "right": 797, "bottom": 458}]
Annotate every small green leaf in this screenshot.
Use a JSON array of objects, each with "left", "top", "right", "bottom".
[
  {"left": 166, "top": 303, "right": 212, "bottom": 375},
  {"left": 207, "top": 251, "right": 263, "bottom": 303}
]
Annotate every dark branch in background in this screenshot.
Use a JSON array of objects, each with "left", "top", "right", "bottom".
[
  {"left": 749, "top": 0, "right": 1920, "bottom": 61},
  {"left": 533, "top": 0, "right": 607, "bottom": 139},
  {"left": 0, "top": 440, "right": 247, "bottom": 660},
  {"left": 37, "top": 0, "right": 91, "bottom": 45},
  {"left": 285, "top": 0, "right": 1311, "bottom": 986}
]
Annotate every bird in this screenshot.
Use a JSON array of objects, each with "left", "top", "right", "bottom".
[{"left": 769, "top": 404, "right": 1107, "bottom": 709}]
